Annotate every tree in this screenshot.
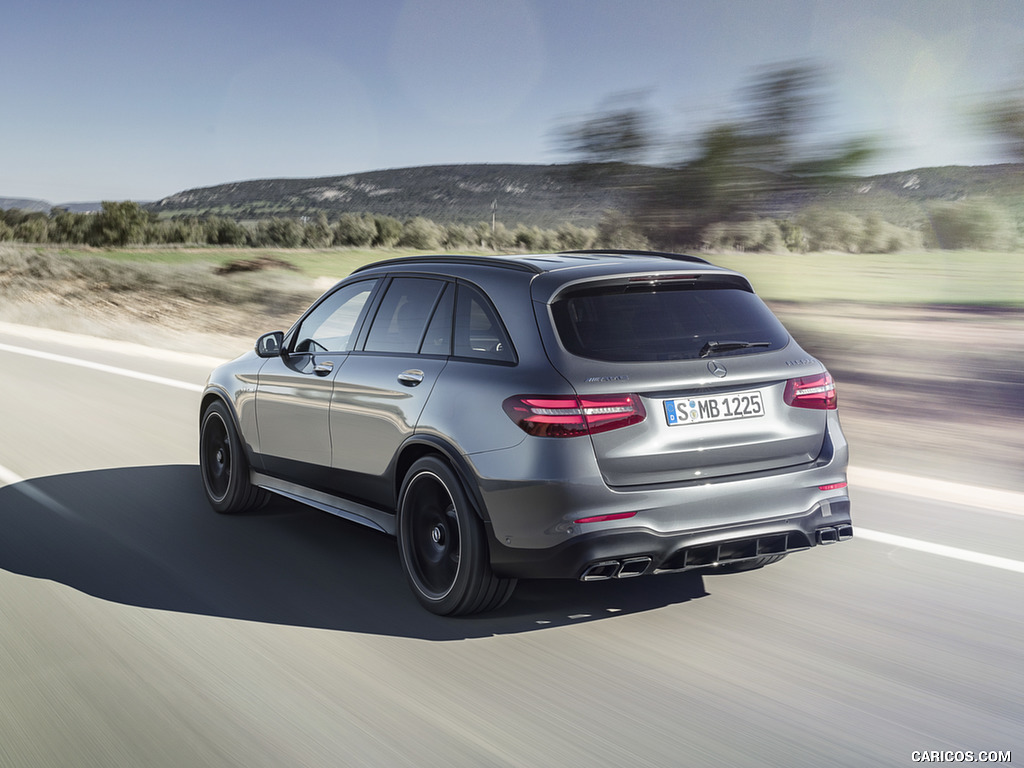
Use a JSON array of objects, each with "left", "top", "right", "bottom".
[
  {"left": 552, "top": 91, "right": 653, "bottom": 167},
  {"left": 333, "top": 213, "right": 377, "bottom": 247},
  {"left": 48, "top": 210, "right": 93, "bottom": 244},
  {"left": 398, "top": 217, "right": 444, "bottom": 250},
  {"left": 302, "top": 212, "right": 332, "bottom": 248},
  {"left": 90, "top": 201, "right": 151, "bottom": 246},
  {"left": 372, "top": 215, "right": 403, "bottom": 247},
  {"left": 975, "top": 85, "right": 1024, "bottom": 162},
  {"left": 553, "top": 61, "right": 879, "bottom": 247},
  {"left": 204, "top": 216, "right": 248, "bottom": 246}
]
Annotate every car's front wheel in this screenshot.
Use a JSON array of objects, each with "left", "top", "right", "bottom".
[
  {"left": 199, "top": 400, "right": 268, "bottom": 514},
  {"left": 397, "top": 456, "right": 515, "bottom": 616}
]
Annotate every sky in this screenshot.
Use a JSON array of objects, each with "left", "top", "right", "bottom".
[{"left": 2, "top": 0, "right": 1023, "bottom": 203}]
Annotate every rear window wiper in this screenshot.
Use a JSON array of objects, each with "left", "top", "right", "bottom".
[{"left": 699, "top": 340, "right": 772, "bottom": 358}]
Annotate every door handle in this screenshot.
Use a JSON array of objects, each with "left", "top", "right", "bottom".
[
  {"left": 397, "top": 369, "right": 425, "bottom": 386},
  {"left": 313, "top": 360, "right": 335, "bottom": 376}
]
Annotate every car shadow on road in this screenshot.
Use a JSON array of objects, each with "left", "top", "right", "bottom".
[{"left": 0, "top": 465, "right": 708, "bottom": 640}]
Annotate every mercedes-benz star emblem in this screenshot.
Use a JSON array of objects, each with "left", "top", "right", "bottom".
[{"left": 708, "top": 361, "right": 728, "bottom": 378}]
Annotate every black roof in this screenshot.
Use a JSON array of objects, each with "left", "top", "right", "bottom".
[{"left": 351, "top": 249, "right": 712, "bottom": 276}]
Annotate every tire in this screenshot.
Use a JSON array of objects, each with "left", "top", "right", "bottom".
[
  {"left": 710, "top": 553, "right": 787, "bottom": 573},
  {"left": 397, "top": 456, "right": 516, "bottom": 616},
  {"left": 199, "top": 400, "right": 268, "bottom": 514}
]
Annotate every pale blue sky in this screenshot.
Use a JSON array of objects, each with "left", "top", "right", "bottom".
[{"left": 3, "top": 0, "right": 1023, "bottom": 203}]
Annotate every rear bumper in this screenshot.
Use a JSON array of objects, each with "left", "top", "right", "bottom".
[
  {"left": 486, "top": 498, "right": 852, "bottom": 580},
  {"left": 468, "top": 415, "right": 851, "bottom": 579}
]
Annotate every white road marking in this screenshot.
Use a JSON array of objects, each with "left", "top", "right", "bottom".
[
  {"left": 0, "top": 341, "right": 204, "bottom": 393},
  {"left": 848, "top": 466, "right": 1024, "bottom": 516},
  {"left": 855, "top": 527, "right": 1024, "bottom": 575},
  {"left": 0, "top": 320, "right": 231, "bottom": 368},
  {"left": 0, "top": 463, "right": 80, "bottom": 520}
]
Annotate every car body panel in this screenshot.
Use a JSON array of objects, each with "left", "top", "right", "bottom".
[
  {"left": 201, "top": 250, "right": 852, "bottom": 591},
  {"left": 330, "top": 353, "right": 449, "bottom": 478}
]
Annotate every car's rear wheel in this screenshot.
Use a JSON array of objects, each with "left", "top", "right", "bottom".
[
  {"left": 200, "top": 400, "right": 268, "bottom": 514},
  {"left": 397, "top": 456, "right": 515, "bottom": 616}
]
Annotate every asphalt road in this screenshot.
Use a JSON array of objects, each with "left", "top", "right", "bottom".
[{"left": 0, "top": 324, "right": 1021, "bottom": 768}]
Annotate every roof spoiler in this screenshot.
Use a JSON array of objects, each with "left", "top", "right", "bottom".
[{"left": 558, "top": 249, "right": 711, "bottom": 265}]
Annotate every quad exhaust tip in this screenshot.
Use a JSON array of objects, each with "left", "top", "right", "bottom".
[
  {"left": 817, "top": 524, "right": 854, "bottom": 545},
  {"left": 580, "top": 557, "right": 653, "bottom": 581}
]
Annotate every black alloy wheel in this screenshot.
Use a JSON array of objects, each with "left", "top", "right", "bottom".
[
  {"left": 397, "top": 456, "right": 515, "bottom": 616},
  {"left": 199, "top": 400, "right": 267, "bottom": 514}
]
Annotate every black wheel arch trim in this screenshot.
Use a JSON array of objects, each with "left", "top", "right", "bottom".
[
  {"left": 200, "top": 386, "right": 259, "bottom": 467},
  {"left": 392, "top": 435, "right": 491, "bottom": 524}
]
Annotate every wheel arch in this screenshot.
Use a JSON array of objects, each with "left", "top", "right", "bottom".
[
  {"left": 392, "top": 436, "right": 490, "bottom": 524},
  {"left": 200, "top": 387, "right": 258, "bottom": 465}
]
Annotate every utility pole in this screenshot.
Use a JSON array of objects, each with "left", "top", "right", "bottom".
[{"left": 491, "top": 199, "right": 496, "bottom": 234}]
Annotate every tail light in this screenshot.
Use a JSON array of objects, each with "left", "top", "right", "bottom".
[
  {"left": 784, "top": 372, "right": 837, "bottom": 410},
  {"left": 503, "top": 394, "right": 646, "bottom": 437}
]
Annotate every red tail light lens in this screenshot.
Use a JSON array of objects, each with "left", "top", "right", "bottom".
[
  {"left": 574, "top": 511, "right": 638, "bottom": 524},
  {"left": 818, "top": 482, "right": 848, "bottom": 492},
  {"left": 503, "top": 394, "right": 647, "bottom": 437},
  {"left": 784, "top": 372, "right": 837, "bottom": 410}
]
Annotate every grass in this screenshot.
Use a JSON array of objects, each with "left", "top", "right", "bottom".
[
  {"left": 708, "top": 251, "right": 1024, "bottom": 307},
  {"left": 12, "top": 245, "right": 1024, "bottom": 308}
]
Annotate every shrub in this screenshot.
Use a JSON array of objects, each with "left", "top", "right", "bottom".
[
  {"left": 926, "top": 199, "right": 1016, "bottom": 250},
  {"left": 699, "top": 219, "right": 786, "bottom": 252},
  {"left": 251, "top": 218, "right": 302, "bottom": 248},
  {"left": 513, "top": 225, "right": 559, "bottom": 251},
  {"left": 398, "top": 217, "right": 444, "bottom": 250},
  {"left": 596, "top": 209, "right": 649, "bottom": 250},
  {"left": 555, "top": 223, "right": 596, "bottom": 250},
  {"left": 333, "top": 213, "right": 377, "bottom": 247},
  {"left": 302, "top": 212, "right": 333, "bottom": 248},
  {"left": 796, "top": 207, "right": 867, "bottom": 252},
  {"left": 442, "top": 223, "right": 476, "bottom": 249},
  {"left": 204, "top": 216, "right": 249, "bottom": 246},
  {"left": 372, "top": 215, "right": 403, "bottom": 247}
]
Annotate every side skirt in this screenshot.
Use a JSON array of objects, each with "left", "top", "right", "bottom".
[{"left": 251, "top": 471, "right": 397, "bottom": 536}]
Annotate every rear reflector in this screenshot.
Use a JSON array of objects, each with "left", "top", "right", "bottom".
[
  {"left": 784, "top": 372, "right": 837, "bottom": 410},
  {"left": 503, "top": 394, "right": 646, "bottom": 437},
  {"left": 574, "top": 511, "right": 637, "bottom": 524},
  {"left": 818, "top": 482, "right": 848, "bottom": 492}
]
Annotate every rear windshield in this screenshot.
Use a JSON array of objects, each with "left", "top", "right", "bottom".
[{"left": 551, "top": 283, "right": 790, "bottom": 362}]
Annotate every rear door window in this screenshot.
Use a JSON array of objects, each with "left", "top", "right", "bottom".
[
  {"left": 551, "top": 282, "right": 789, "bottom": 362},
  {"left": 364, "top": 277, "right": 446, "bottom": 354}
]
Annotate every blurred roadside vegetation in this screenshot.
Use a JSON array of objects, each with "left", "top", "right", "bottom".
[
  {"left": 1, "top": 244, "right": 1021, "bottom": 310},
  {"left": 0, "top": 194, "right": 1020, "bottom": 254}
]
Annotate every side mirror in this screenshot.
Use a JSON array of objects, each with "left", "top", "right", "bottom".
[{"left": 255, "top": 331, "right": 285, "bottom": 358}]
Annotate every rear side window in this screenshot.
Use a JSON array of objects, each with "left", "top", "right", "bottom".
[
  {"left": 551, "top": 283, "right": 789, "bottom": 362},
  {"left": 454, "top": 284, "right": 515, "bottom": 363}
]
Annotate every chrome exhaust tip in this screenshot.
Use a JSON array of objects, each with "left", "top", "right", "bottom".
[
  {"left": 817, "top": 527, "right": 839, "bottom": 545},
  {"left": 618, "top": 557, "right": 652, "bottom": 578},
  {"left": 581, "top": 561, "right": 620, "bottom": 581},
  {"left": 836, "top": 524, "right": 854, "bottom": 541}
]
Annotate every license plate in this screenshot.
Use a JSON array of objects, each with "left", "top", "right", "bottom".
[{"left": 663, "top": 390, "right": 765, "bottom": 426}]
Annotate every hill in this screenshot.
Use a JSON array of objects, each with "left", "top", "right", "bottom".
[
  {"left": 149, "top": 164, "right": 641, "bottom": 228},
  {"left": 7, "top": 162, "right": 1024, "bottom": 229},
  {"left": 0, "top": 197, "right": 52, "bottom": 214},
  {"left": 0, "top": 199, "right": 112, "bottom": 215},
  {"left": 148, "top": 162, "right": 1024, "bottom": 229}
]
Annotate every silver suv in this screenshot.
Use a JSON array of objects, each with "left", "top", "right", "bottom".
[{"left": 200, "top": 250, "right": 852, "bottom": 615}]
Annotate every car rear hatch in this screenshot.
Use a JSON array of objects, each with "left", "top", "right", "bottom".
[{"left": 534, "top": 271, "right": 832, "bottom": 487}]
